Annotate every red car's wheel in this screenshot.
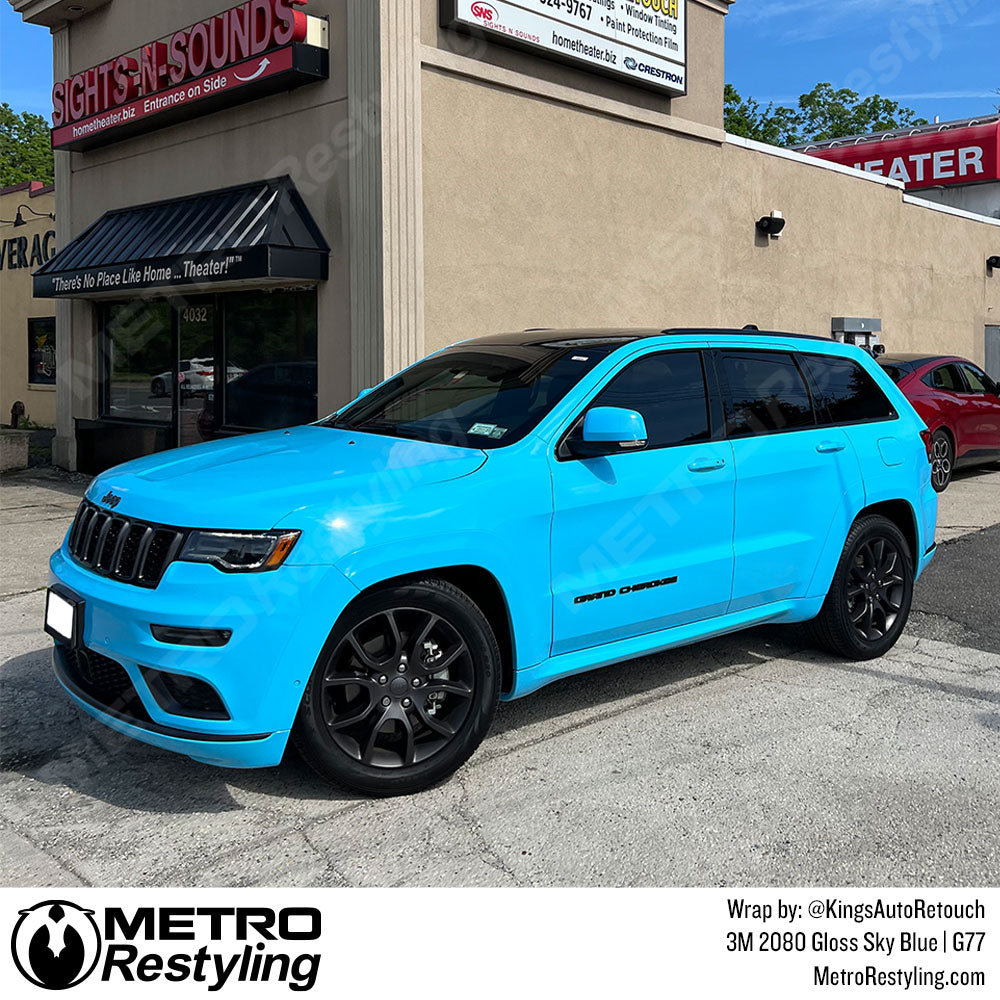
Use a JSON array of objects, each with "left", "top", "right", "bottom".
[{"left": 930, "top": 430, "right": 954, "bottom": 493}]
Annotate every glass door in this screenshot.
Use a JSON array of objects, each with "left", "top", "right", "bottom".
[{"left": 176, "top": 297, "right": 219, "bottom": 448}]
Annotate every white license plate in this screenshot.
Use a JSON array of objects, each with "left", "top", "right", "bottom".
[{"left": 45, "top": 589, "right": 78, "bottom": 644}]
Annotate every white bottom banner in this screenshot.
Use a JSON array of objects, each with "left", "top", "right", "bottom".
[{"left": 1, "top": 887, "right": 994, "bottom": 997}]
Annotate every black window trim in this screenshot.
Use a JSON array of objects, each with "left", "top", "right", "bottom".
[
  {"left": 798, "top": 351, "right": 900, "bottom": 429},
  {"left": 555, "top": 348, "right": 717, "bottom": 462}
]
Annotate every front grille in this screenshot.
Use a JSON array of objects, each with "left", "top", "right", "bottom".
[
  {"left": 67, "top": 501, "right": 186, "bottom": 587},
  {"left": 60, "top": 646, "right": 152, "bottom": 724}
]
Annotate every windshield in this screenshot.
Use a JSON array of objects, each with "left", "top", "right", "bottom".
[{"left": 323, "top": 344, "right": 610, "bottom": 448}]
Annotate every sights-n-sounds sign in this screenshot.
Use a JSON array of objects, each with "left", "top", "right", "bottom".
[
  {"left": 50, "top": 0, "right": 329, "bottom": 152},
  {"left": 442, "top": 0, "right": 687, "bottom": 97}
]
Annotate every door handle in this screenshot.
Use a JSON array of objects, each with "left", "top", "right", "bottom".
[
  {"left": 816, "top": 441, "right": 846, "bottom": 454},
  {"left": 688, "top": 457, "right": 726, "bottom": 473}
]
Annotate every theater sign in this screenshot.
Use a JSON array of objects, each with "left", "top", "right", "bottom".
[
  {"left": 50, "top": 0, "right": 329, "bottom": 151},
  {"left": 804, "top": 121, "right": 1000, "bottom": 191}
]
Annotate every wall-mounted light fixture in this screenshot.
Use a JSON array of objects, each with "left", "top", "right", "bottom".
[
  {"left": 988, "top": 255, "right": 1000, "bottom": 272},
  {"left": 756, "top": 210, "right": 786, "bottom": 238},
  {"left": 8, "top": 204, "right": 56, "bottom": 227}
]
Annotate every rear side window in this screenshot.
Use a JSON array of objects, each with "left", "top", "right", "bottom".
[
  {"left": 879, "top": 364, "right": 908, "bottom": 384},
  {"left": 719, "top": 351, "right": 814, "bottom": 437},
  {"left": 800, "top": 354, "right": 897, "bottom": 425},
  {"left": 924, "top": 364, "right": 965, "bottom": 392},
  {"left": 588, "top": 351, "right": 710, "bottom": 450},
  {"left": 958, "top": 364, "right": 997, "bottom": 395}
]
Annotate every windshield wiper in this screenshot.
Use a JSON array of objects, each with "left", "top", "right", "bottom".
[{"left": 352, "top": 421, "right": 429, "bottom": 442}]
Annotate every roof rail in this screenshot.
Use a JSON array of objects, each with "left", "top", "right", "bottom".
[{"left": 660, "top": 327, "right": 831, "bottom": 343}]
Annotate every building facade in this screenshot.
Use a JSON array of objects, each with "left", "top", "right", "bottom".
[
  {"left": 1, "top": 181, "right": 57, "bottom": 429},
  {"left": 14, "top": 0, "right": 1000, "bottom": 472}
]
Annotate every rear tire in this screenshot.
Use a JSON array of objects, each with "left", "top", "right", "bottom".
[
  {"left": 811, "top": 515, "right": 914, "bottom": 661},
  {"left": 930, "top": 430, "right": 954, "bottom": 493},
  {"left": 293, "top": 578, "right": 501, "bottom": 797}
]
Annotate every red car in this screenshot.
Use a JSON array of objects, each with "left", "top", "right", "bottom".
[{"left": 878, "top": 354, "right": 1000, "bottom": 492}]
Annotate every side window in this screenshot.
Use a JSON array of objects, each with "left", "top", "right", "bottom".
[
  {"left": 583, "top": 351, "right": 711, "bottom": 451},
  {"left": 924, "top": 364, "right": 965, "bottom": 392},
  {"left": 719, "top": 351, "right": 815, "bottom": 437},
  {"left": 959, "top": 364, "right": 996, "bottom": 395},
  {"left": 800, "top": 354, "right": 897, "bottom": 425}
]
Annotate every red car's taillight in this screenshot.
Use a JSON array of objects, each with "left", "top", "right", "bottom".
[{"left": 919, "top": 429, "right": 933, "bottom": 461}]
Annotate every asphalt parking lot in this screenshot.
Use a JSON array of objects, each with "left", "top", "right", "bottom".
[{"left": 2, "top": 467, "right": 998, "bottom": 888}]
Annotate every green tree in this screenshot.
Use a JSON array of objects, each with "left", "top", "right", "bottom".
[
  {"left": 0, "top": 103, "right": 54, "bottom": 187},
  {"left": 724, "top": 83, "right": 926, "bottom": 147},
  {"left": 724, "top": 84, "right": 801, "bottom": 146}
]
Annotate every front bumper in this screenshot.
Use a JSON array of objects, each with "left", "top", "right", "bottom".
[{"left": 48, "top": 545, "right": 359, "bottom": 769}]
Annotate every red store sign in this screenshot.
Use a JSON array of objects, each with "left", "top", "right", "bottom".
[
  {"left": 51, "top": 0, "right": 329, "bottom": 152},
  {"left": 804, "top": 122, "right": 1000, "bottom": 190}
]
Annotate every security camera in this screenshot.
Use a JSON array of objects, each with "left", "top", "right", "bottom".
[
  {"left": 756, "top": 211, "right": 786, "bottom": 238},
  {"left": 988, "top": 255, "right": 1000, "bottom": 271}
]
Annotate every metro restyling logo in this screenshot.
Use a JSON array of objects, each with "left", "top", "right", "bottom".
[
  {"left": 12, "top": 901, "right": 102, "bottom": 990},
  {"left": 10, "top": 903, "right": 321, "bottom": 991}
]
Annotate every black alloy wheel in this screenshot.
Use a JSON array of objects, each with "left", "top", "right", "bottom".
[
  {"left": 294, "top": 579, "right": 500, "bottom": 796},
  {"left": 811, "top": 514, "right": 914, "bottom": 661},
  {"left": 845, "top": 536, "right": 906, "bottom": 643},
  {"left": 930, "top": 430, "right": 953, "bottom": 493}
]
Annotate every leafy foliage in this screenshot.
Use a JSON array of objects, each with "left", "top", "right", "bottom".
[
  {"left": 0, "top": 103, "right": 54, "bottom": 188},
  {"left": 724, "top": 83, "right": 927, "bottom": 148}
]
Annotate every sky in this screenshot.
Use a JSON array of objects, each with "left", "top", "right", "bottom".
[
  {"left": 726, "top": 0, "right": 999, "bottom": 124},
  {"left": 1, "top": 1, "right": 997, "bottom": 126}
]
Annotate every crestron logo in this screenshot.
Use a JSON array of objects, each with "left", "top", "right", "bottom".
[
  {"left": 11, "top": 900, "right": 102, "bottom": 990},
  {"left": 471, "top": 2, "right": 498, "bottom": 22},
  {"left": 624, "top": 57, "right": 683, "bottom": 85}
]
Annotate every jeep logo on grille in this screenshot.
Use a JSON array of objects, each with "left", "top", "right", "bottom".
[{"left": 100, "top": 492, "right": 121, "bottom": 509}]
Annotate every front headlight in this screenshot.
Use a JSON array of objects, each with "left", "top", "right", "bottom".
[{"left": 178, "top": 530, "right": 300, "bottom": 573}]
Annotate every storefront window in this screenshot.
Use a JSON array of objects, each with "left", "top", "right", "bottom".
[
  {"left": 98, "top": 290, "right": 318, "bottom": 440},
  {"left": 102, "top": 301, "right": 174, "bottom": 423},
  {"left": 27, "top": 317, "right": 56, "bottom": 385},
  {"left": 222, "top": 289, "right": 318, "bottom": 432}
]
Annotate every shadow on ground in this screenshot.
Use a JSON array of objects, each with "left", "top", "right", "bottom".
[{"left": 1, "top": 623, "right": 811, "bottom": 810}]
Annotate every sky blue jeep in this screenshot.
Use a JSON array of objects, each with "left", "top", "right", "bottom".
[{"left": 47, "top": 328, "right": 937, "bottom": 795}]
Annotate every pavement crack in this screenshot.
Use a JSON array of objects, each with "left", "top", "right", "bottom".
[
  {"left": 0, "top": 816, "right": 93, "bottom": 886},
  {"left": 299, "top": 827, "right": 353, "bottom": 887},
  {"left": 454, "top": 773, "right": 523, "bottom": 886},
  {"left": 0, "top": 587, "right": 47, "bottom": 602}
]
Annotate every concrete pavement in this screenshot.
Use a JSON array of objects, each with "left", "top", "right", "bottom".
[{"left": 2, "top": 466, "right": 998, "bottom": 887}]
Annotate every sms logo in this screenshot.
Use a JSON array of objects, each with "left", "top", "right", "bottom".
[{"left": 471, "top": 2, "right": 498, "bottom": 21}]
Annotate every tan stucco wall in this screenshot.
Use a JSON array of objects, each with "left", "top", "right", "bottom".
[
  {"left": 420, "top": 67, "right": 1000, "bottom": 363},
  {"left": 1, "top": 185, "right": 57, "bottom": 427}
]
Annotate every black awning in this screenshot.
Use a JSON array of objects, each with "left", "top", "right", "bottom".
[{"left": 34, "top": 176, "right": 329, "bottom": 298}]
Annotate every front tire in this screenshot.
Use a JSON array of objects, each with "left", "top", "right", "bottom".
[
  {"left": 293, "top": 579, "right": 501, "bottom": 796},
  {"left": 930, "top": 430, "right": 954, "bottom": 492},
  {"left": 811, "top": 515, "right": 914, "bottom": 661}
]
